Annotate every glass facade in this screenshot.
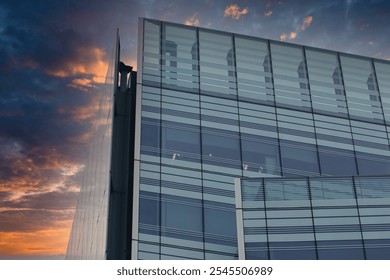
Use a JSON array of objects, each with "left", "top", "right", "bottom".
[
  {"left": 132, "top": 18, "right": 390, "bottom": 260},
  {"left": 237, "top": 176, "right": 390, "bottom": 259},
  {"left": 66, "top": 41, "right": 117, "bottom": 259}
]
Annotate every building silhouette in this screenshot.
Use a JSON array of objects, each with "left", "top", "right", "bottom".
[{"left": 66, "top": 18, "right": 390, "bottom": 260}]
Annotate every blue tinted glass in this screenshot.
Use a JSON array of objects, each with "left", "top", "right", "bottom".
[
  {"left": 365, "top": 239, "right": 390, "bottom": 260},
  {"left": 141, "top": 119, "right": 160, "bottom": 148},
  {"left": 235, "top": 36, "right": 274, "bottom": 105},
  {"left": 162, "top": 23, "right": 199, "bottom": 91},
  {"left": 270, "top": 43, "right": 311, "bottom": 109},
  {"left": 280, "top": 141, "right": 319, "bottom": 176},
  {"left": 374, "top": 61, "right": 390, "bottom": 123},
  {"left": 204, "top": 207, "right": 236, "bottom": 237},
  {"left": 199, "top": 30, "right": 236, "bottom": 98},
  {"left": 204, "top": 201, "right": 237, "bottom": 249},
  {"left": 356, "top": 152, "right": 390, "bottom": 175},
  {"left": 340, "top": 55, "right": 383, "bottom": 121},
  {"left": 269, "top": 241, "right": 317, "bottom": 260},
  {"left": 245, "top": 243, "right": 269, "bottom": 260},
  {"left": 241, "top": 137, "right": 280, "bottom": 176},
  {"left": 318, "top": 147, "right": 357, "bottom": 176},
  {"left": 139, "top": 192, "right": 160, "bottom": 237},
  {"left": 161, "top": 125, "right": 200, "bottom": 162},
  {"left": 202, "top": 129, "right": 241, "bottom": 169},
  {"left": 161, "top": 194, "right": 203, "bottom": 242},
  {"left": 143, "top": 19, "right": 161, "bottom": 86},
  {"left": 317, "top": 240, "right": 365, "bottom": 260},
  {"left": 305, "top": 48, "right": 348, "bottom": 116}
]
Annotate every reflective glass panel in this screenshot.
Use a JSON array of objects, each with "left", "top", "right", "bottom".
[
  {"left": 235, "top": 36, "right": 274, "bottom": 104},
  {"left": 270, "top": 43, "right": 311, "bottom": 109},
  {"left": 162, "top": 23, "right": 199, "bottom": 92},
  {"left": 340, "top": 55, "right": 383, "bottom": 122},
  {"left": 199, "top": 30, "right": 236, "bottom": 98},
  {"left": 306, "top": 48, "right": 348, "bottom": 116},
  {"left": 374, "top": 61, "right": 390, "bottom": 124}
]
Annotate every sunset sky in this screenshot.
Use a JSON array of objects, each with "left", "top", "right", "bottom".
[{"left": 0, "top": 0, "right": 389, "bottom": 260}]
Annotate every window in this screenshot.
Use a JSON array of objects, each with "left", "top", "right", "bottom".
[
  {"left": 280, "top": 140, "right": 319, "bottom": 177},
  {"left": 235, "top": 36, "right": 273, "bottom": 104},
  {"left": 199, "top": 30, "right": 236, "bottom": 98},
  {"left": 162, "top": 23, "right": 199, "bottom": 91},
  {"left": 161, "top": 124, "right": 201, "bottom": 164},
  {"left": 270, "top": 43, "right": 310, "bottom": 109},
  {"left": 305, "top": 49, "right": 348, "bottom": 116},
  {"left": 161, "top": 194, "right": 203, "bottom": 243},
  {"left": 340, "top": 55, "right": 383, "bottom": 121},
  {"left": 318, "top": 146, "right": 357, "bottom": 176},
  {"left": 202, "top": 129, "right": 241, "bottom": 170},
  {"left": 241, "top": 137, "right": 280, "bottom": 176}
]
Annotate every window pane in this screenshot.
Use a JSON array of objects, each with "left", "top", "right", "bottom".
[
  {"left": 305, "top": 48, "right": 348, "bottom": 116},
  {"left": 265, "top": 179, "right": 316, "bottom": 260},
  {"left": 162, "top": 23, "right": 199, "bottom": 92},
  {"left": 202, "top": 128, "right": 241, "bottom": 170},
  {"left": 317, "top": 240, "right": 364, "bottom": 260},
  {"left": 161, "top": 194, "right": 203, "bottom": 243},
  {"left": 270, "top": 43, "right": 311, "bottom": 109},
  {"left": 235, "top": 36, "right": 274, "bottom": 104},
  {"left": 199, "top": 30, "right": 236, "bottom": 98},
  {"left": 143, "top": 19, "right": 161, "bottom": 86},
  {"left": 141, "top": 119, "right": 160, "bottom": 159},
  {"left": 318, "top": 146, "right": 357, "bottom": 176},
  {"left": 139, "top": 191, "right": 160, "bottom": 238},
  {"left": 161, "top": 123, "right": 201, "bottom": 164},
  {"left": 356, "top": 152, "right": 390, "bottom": 175},
  {"left": 204, "top": 201, "right": 237, "bottom": 254},
  {"left": 374, "top": 61, "right": 390, "bottom": 124},
  {"left": 241, "top": 136, "right": 280, "bottom": 176},
  {"left": 356, "top": 177, "right": 390, "bottom": 259},
  {"left": 310, "top": 178, "right": 364, "bottom": 260},
  {"left": 340, "top": 55, "right": 383, "bottom": 122},
  {"left": 269, "top": 241, "right": 316, "bottom": 260},
  {"left": 280, "top": 140, "right": 319, "bottom": 177}
]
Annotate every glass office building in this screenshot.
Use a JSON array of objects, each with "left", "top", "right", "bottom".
[{"left": 66, "top": 18, "right": 390, "bottom": 260}]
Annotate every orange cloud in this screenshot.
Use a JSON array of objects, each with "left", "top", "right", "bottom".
[
  {"left": 184, "top": 13, "right": 200, "bottom": 26},
  {"left": 224, "top": 4, "right": 249, "bottom": 20},
  {"left": 0, "top": 145, "right": 84, "bottom": 200},
  {"left": 301, "top": 15, "right": 313, "bottom": 30},
  {"left": 68, "top": 78, "right": 98, "bottom": 91},
  {"left": 0, "top": 221, "right": 72, "bottom": 258},
  {"left": 47, "top": 46, "right": 108, "bottom": 84},
  {"left": 280, "top": 32, "right": 297, "bottom": 41},
  {"left": 280, "top": 33, "right": 287, "bottom": 41},
  {"left": 264, "top": 10, "right": 273, "bottom": 17},
  {"left": 289, "top": 32, "right": 297, "bottom": 39},
  {"left": 0, "top": 149, "right": 80, "bottom": 258}
]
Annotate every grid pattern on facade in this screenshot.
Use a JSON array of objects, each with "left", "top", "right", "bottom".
[
  {"left": 236, "top": 176, "right": 390, "bottom": 260},
  {"left": 133, "top": 18, "right": 390, "bottom": 260}
]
